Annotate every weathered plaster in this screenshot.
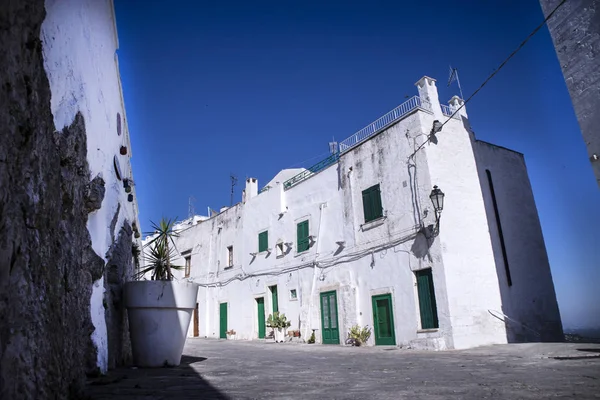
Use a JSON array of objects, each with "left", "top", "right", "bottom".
[
  {"left": 40, "top": 0, "right": 140, "bottom": 373},
  {"left": 142, "top": 76, "right": 561, "bottom": 351},
  {"left": 541, "top": 0, "right": 600, "bottom": 187},
  {"left": 474, "top": 141, "right": 563, "bottom": 341}
]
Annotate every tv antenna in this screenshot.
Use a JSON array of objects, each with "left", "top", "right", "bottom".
[
  {"left": 188, "top": 196, "right": 196, "bottom": 219},
  {"left": 230, "top": 174, "right": 238, "bottom": 206}
]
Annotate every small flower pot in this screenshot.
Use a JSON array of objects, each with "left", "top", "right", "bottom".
[
  {"left": 120, "top": 146, "right": 128, "bottom": 155},
  {"left": 128, "top": 194, "right": 133, "bottom": 202},
  {"left": 125, "top": 186, "right": 132, "bottom": 193},
  {"left": 134, "top": 231, "right": 141, "bottom": 239}
]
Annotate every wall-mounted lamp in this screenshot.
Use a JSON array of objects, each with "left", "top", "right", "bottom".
[{"left": 429, "top": 185, "right": 445, "bottom": 236}]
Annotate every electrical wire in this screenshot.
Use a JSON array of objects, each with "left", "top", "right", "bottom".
[
  {"left": 409, "top": 0, "right": 567, "bottom": 160},
  {"left": 191, "top": 224, "right": 422, "bottom": 288}
]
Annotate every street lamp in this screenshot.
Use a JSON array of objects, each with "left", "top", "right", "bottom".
[
  {"left": 429, "top": 185, "right": 444, "bottom": 213},
  {"left": 429, "top": 185, "right": 445, "bottom": 236}
]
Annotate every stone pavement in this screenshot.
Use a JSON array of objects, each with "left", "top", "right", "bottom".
[{"left": 87, "top": 339, "right": 600, "bottom": 399}]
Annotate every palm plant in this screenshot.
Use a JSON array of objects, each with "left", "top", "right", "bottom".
[{"left": 135, "top": 218, "right": 183, "bottom": 281}]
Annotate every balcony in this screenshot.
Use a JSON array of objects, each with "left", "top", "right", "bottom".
[{"left": 338, "top": 96, "right": 432, "bottom": 153}]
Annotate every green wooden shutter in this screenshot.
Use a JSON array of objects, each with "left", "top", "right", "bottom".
[
  {"left": 372, "top": 184, "right": 383, "bottom": 219},
  {"left": 271, "top": 286, "right": 279, "bottom": 313},
  {"left": 416, "top": 269, "right": 439, "bottom": 329},
  {"left": 362, "top": 184, "right": 383, "bottom": 223},
  {"left": 297, "top": 221, "right": 309, "bottom": 252},
  {"left": 362, "top": 188, "right": 372, "bottom": 222},
  {"left": 258, "top": 231, "right": 268, "bottom": 252}
]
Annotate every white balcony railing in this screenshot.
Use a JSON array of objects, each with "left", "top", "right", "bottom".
[
  {"left": 441, "top": 104, "right": 460, "bottom": 119},
  {"left": 338, "top": 96, "right": 432, "bottom": 153}
]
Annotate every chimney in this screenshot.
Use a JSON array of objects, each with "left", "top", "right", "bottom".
[
  {"left": 415, "top": 76, "right": 443, "bottom": 121},
  {"left": 245, "top": 178, "right": 258, "bottom": 200},
  {"left": 449, "top": 95, "right": 468, "bottom": 118}
]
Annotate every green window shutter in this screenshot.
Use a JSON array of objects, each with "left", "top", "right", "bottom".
[
  {"left": 258, "top": 231, "right": 268, "bottom": 252},
  {"left": 362, "top": 188, "right": 372, "bottom": 222},
  {"left": 297, "top": 220, "right": 309, "bottom": 253},
  {"left": 416, "top": 269, "right": 439, "bottom": 329},
  {"left": 271, "top": 286, "right": 279, "bottom": 313},
  {"left": 362, "top": 184, "right": 383, "bottom": 223},
  {"left": 372, "top": 184, "right": 383, "bottom": 219}
]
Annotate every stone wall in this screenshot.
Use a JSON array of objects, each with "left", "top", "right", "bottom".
[
  {"left": 541, "top": 0, "right": 600, "bottom": 187},
  {"left": 0, "top": 1, "right": 134, "bottom": 398}
]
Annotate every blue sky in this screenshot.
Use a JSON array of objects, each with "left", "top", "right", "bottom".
[{"left": 115, "top": 0, "right": 599, "bottom": 330}]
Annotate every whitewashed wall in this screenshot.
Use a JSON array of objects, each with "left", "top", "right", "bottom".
[
  {"left": 41, "top": 0, "right": 140, "bottom": 372},
  {"left": 474, "top": 141, "right": 563, "bottom": 341},
  {"left": 161, "top": 89, "right": 459, "bottom": 349},
  {"left": 145, "top": 75, "right": 561, "bottom": 351},
  {"left": 417, "top": 77, "right": 508, "bottom": 349}
]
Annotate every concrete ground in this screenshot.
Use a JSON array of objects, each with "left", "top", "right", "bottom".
[{"left": 87, "top": 339, "right": 600, "bottom": 399}]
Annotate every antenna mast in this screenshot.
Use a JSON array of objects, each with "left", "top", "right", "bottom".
[
  {"left": 230, "top": 174, "right": 238, "bottom": 206},
  {"left": 188, "top": 195, "right": 196, "bottom": 219}
]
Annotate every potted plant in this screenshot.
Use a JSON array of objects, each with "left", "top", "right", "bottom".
[
  {"left": 347, "top": 325, "right": 372, "bottom": 347},
  {"left": 266, "top": 311, "right": 291, "bottom": 343},
  {"left": 226, "top": 329, "right": 237, "bottom": 340},
  {"left": 124, "top": 218, "right": 199, "bottom": 367}
]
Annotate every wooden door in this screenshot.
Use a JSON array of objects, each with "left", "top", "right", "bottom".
[
  {"left": 372, "top": 294, "right": 396, "bottom": 345},
  {"left": 257, "top": 297, "right": 265, "bottom": 339},
  {"left": 320, "top": 291, "right": 340, "bottom": 344},
  {"left": 219, "top": 303, "right": 227, "bottom": 339},
  {"left": 193, "top": 302, "right": 199, "bottom": 337}
]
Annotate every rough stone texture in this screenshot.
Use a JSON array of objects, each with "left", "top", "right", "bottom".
[
  {"left": 103, "top": 223, "right": 134, "bottom": 371},
  {"left": 87, "top": 339, "right": 600, "bottom": 399},
  {"left": 0, "top": 1, "right": 103, "bottom": 398},
  {"left": 541, "top": 0, "right": 600, "bottom": 188},
  {"left": 85, "top": 175, "right": 106, "bottom": 214}
]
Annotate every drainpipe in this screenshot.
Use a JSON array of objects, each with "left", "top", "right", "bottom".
[
  {"left": 305, "top": 202, "right": 327, "bottom": 340},
  {"left": 346, "top": 167, "right": 357, "bottom": 246}
]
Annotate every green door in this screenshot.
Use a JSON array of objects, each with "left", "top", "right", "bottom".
[
  {"left": 372, "top": 294, "right": 396, "bottom": 345},
  {"left": 320, "top": 291, "right": 340, "bottom": 344},
  {"left": 219, "top": 302, "right": 227, "bottom": 339},
  {"left": 270, "top": 285, "right": 279, "bottom": 313},
  {"left": 257, "top": 297, "right": 266, "bottom": 339}
]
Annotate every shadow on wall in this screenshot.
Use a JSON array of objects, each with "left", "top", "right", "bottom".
[
  {"left": 86, "top": 355, "right": 229, "bottom": 399},
  {"left": 410, "top": 229, "right": 434, "bottom": 261}
]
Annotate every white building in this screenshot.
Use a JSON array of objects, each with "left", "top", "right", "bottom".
[
  {"left": 42, "top": 0, "right": 142, "bottom": 371},
  {"left": 147, "top": 76, "right": 563, "bottom": 350}
]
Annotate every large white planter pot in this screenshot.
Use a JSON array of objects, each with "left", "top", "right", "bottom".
[
  {"left": 124, "top": 280, "right": 199, "bottom": 367},
  {"left": 274, "top": 328, "right": 285, "bottom": 343}
]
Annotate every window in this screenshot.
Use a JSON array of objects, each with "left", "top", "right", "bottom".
[
  {"left": 290, "top": 289, "right": 297, "bottom": 300},
  {"left": 362, "top": 184, "right": 383, "bottom": 223},
  {"left": 226, "top": 246, "right": 233, "bottom": 268},
  {"left": 276, "top": 241, "right": 284, "bottom": 258},
  {"left": 296, "top": 220, "right": 309, "bottom": 253},
  {"left": 415, "top": 268, "right": 439, "bottom": 329},
  {"left": 258, "top": 231, "right": 268, "bottom": 253},
  {"left": 184, "top": 255, "right": 191, "bottom": 278}
]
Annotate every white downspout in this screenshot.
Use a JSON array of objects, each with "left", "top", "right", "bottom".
[{"left": 305, "top": 202, "right": 327, "bottom": 341}]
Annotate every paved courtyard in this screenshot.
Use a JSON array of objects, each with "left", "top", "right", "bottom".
[{"left": 87, "top": 339, "right": 600, "bottom": 399}]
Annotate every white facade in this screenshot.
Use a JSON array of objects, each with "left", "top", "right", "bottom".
[
  {"left": 145, "top": 76, "right": 562, "bottom": 350},
  {"left": 41, "top": 0, "right": 141, "bottom": 371}
]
